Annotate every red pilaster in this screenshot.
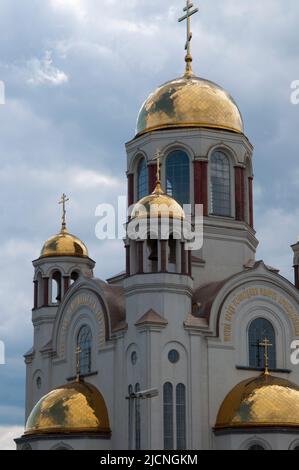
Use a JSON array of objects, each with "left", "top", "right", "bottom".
[
  {"left": 181, "top": 243, "right": 187, "bottom": 275},
  {"left": 127, "top": 173, "right": 134, "bottom": 207},
  {"left": 235, "top": 167, "right": 245, "bottom": 222},
  {"left": 64, "top": 276, "right": 70, "bottom": 296},
  {"left": 248, "top": 176, "right": 254, "bottom": 228},
  {"left": 137, "top": 241, "right": 144, "bottom": 274},
  {"left": 160, "top": 240, "right": 168, "bottom": 273},
  {"left": 33, "top": 281, "right": 38, "bottom": 310},
  {"left": 43, "top": 277, "right": 49, "bottom": 307},
  {"left": 148, "top": 165, "right": 156, "bottom": 193},
  {"left": 194, "top": 161, "right": 208, "bottom": 216}
]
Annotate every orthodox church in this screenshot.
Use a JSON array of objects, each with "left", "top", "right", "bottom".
[{"left": 16, "top": 3, "right": 299, "bottom": 451}]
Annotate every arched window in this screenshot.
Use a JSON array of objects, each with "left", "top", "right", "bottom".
[
  {"left": 51, "top": 271, "right": 62, "bottom": 304},
  {"left": 248, "top": 444, "right": 265, "bottom": 451},
  {"left": 248, "top": 318, "right": 276, "bottom": 369},
  {"left": 163, "top": 382, "right": 174, "bottom": 450},
  {"left": 210, "top": 151, "right": 231, "bottom": 216},
  {"left": 135, "top": 383, "right": 141, "bottom": 450},
  {"left": 166, "top": 150, "right": 190, "bottom": 206},
  {"left": 128, "top": 385, "right": 133, "bottom": 449},
  {"left": 137, "top": 158, "right": 148, "bottom": 199},
  {"left": 176, "top": 384, "right": 186, "bottom": 450},
  {"left": 71, "top": 271, "right": 80, "bottom": 284},
  {"left": 77, "top": 325, "right": 92, "bottom": 376}
]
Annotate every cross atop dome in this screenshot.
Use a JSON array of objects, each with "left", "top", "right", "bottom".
[
  {"left": 59, "top": 193, "right": 69, "bottom": 232},
  {"left": 178, "top": 0, "right": 199, "bottom": 77}
]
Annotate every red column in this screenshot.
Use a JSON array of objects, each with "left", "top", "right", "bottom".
[
  {"left": 33, "top": 281, "right": 38, "bottom": 310},
  {"left": 64, "top": 276, "right": 70, "bottom": 296},
  {"left": 148, "top": 165, "right": 156, "bottom": 193},
  {"left": 235, "top": 167, "right": 245, "bottom": 222},
  {"left": 248, "top": 176, "right": 254, "bottom": 228},
  {"left": 137, "top": 241, "right": 144, "bottom": 274},
  {"left": 43, "top": 278, "right": 49, "bottom": 307},
  {"left": 181, "top": 243, "right": 187, "bottom": 275},
  {"left": 160, "top": 240, "right": 168, "bottom": 273},
  {"left": 127, "top": 173, "right": 134, "bottom": 207},
  {"left": 194, "top": 161, "right": 208, "bottom": 216},
  {"left": 126, "top": 245, "right": 131, "bottom": 277}
]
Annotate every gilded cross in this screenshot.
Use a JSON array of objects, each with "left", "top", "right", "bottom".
[
  {"left": 178, "top": 0, "right": 199, "bottom": 76},
  {"left": 259, "top": 337, "right": 273, "bottom": 375},
  {"left": 154, "top": 149, "right": 163, "bottom": 184},
  {"left": 59, "top": 193, "right": 69, "bottom": 231},
  {"left": 76, "top": 346, "right": 81, "bottom": 382}
]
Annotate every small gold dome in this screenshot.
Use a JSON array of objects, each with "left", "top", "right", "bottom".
[
  {"left": 25, "top": 382, "right": 111, "bottom": 436},
  {"left": 40, "top": 228, "right": 89, "bottom": 259},
  {"left": 215, "top": 373, "right": 299, "bottom": 430},
  {"left": 136, "top": 75, "right": 243, "bottom": 136},
  {"left": 130, "top": 182, "right": 185, "bottom": 220}
]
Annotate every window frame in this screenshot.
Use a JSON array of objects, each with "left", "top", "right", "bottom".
[{"left": 209, "top": 150, "right": 233, "bottom": 218}]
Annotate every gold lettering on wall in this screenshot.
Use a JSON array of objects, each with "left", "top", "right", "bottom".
[
  {"left": 223, "top": 287, "right": 299, "bottom": 342},
  {"left": 59, "top": 292, "right": 106, "bottom": 357}
]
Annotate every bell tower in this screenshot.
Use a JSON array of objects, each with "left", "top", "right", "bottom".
[
  {"left": 125, "top": 1, "right": 258, "bottom": 288},
  {"left": 26, "top": 195, "right": 95, "bottom": 417}
]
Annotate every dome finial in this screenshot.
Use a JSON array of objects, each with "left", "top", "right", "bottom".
[
  {"left": 259, "top": 337, "right": 273, "bottom": 375},
  {"left": 153, "top": 149, "right": 164, "bottom": 194},
  {"left": 178, "top": 0, "right": 199, "bottom": 78},
  {"left": 59, "top": 193, "right": 69, "bottom": 233}
]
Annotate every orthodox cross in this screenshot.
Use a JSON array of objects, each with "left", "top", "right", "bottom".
[
  {"left": 59, "top": 193, "right": 69, "bottom": 231},
  {"left": 259, "top": 337, "right": 273, "bottom": 375},
  {"left": 154, "top": 150, "right": 163, "bottom": 185},
  {"left": 178, "top": 0, "right": 199, "bottom": 76},
  {"left": 76, "top": 346, "right": 81, "bottom": 382}
]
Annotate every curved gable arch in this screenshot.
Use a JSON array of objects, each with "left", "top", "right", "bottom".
[
  {"left": 206, "top": 264, "right": 299, "bottom": 343},
  {"left": 52, "top": 278, "right": 112, "bottom": 362}
]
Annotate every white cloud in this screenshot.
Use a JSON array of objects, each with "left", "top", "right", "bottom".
[
  {"left": 0, "top": 426, "right": 23, "bottom": 450},
  {"left": 27, "top": 51, "right": 68, "bottom": 86}
]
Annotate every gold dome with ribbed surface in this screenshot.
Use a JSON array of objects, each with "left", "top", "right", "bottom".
[
  {"left": 131, "top": 182, "right": 185, "bottom": 220},
  {"left": 25, "top": 382, "right": 111, "bottom": 436},
  {"left": 215, "top": 373, "right": 299, "bottom": 430},
  {"left": 136, "top": 75, "right": 243, "bottom": 137},
  {"left": 40, "top": 228, "right": 89, "bottom": 259}
]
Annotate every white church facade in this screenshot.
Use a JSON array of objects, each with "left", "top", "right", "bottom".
[{"left": 16, "top": 3, "right": 299, "bottom": 451}]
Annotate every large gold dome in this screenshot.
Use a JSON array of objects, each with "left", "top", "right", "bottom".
[
  {"left": 40, "top": 228, "right": 89, "bottom": 259},
  {"left": 215, "top": 373, "right": 299, "bottom": 430},
  {"left": 130, "top": 182, "right": 185, "bottom": 220},
  {"left": 136, "top": 75, "right": 243, "bottom": 137},
  {"left": 25, "top": 381, "right": 111, "bottom": 436}
]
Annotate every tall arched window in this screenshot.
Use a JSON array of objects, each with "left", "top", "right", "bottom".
[
  {"left": 51, "top": 271, "right": 62, "bottom": 304},
  {"left": 135, "top": 383, "right": 141, "bottom": 450},
  {"left": 128, "top": 385, "right": 133, "bottom": 449},
  {"left": 77, "top": 325, "right": 92, "bottom": 376},
  {"left": 137, "top": 158, "right": 148, "bottom": 199},
  {"left": 210, "top": 151, "right": 231, "bottom": 216},
  {"left": 166, "top": 150, "right": 190, "bottom": 206},
  {"left": 176, "top": 384, "right": 186, "bottom": 450},
  {"left": 163, "top": 382, "right": 174, "bottom": 450},
  {"left": 248, "top": 318, "right": 276, "bottom": 369}
]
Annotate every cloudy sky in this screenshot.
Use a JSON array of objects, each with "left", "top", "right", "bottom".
[{"left": 0, "top": 0, "right": 299, "bottom": 449}]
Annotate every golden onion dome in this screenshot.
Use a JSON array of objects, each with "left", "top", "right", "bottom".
[
  {"left": 25, "top": 381, "right": 111, "bottom": 436},
  {"left": 215, "top": 373, "right": 299, "bottom": 430},
  {"left": 130, "top": 182, "right": 185, "bottom": 220},
  {"left": 40, "top": 227, "right": 89, "bottom": 259},
  {"left": 136, "top": 75, "right": 243, "bottom": 137}
]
